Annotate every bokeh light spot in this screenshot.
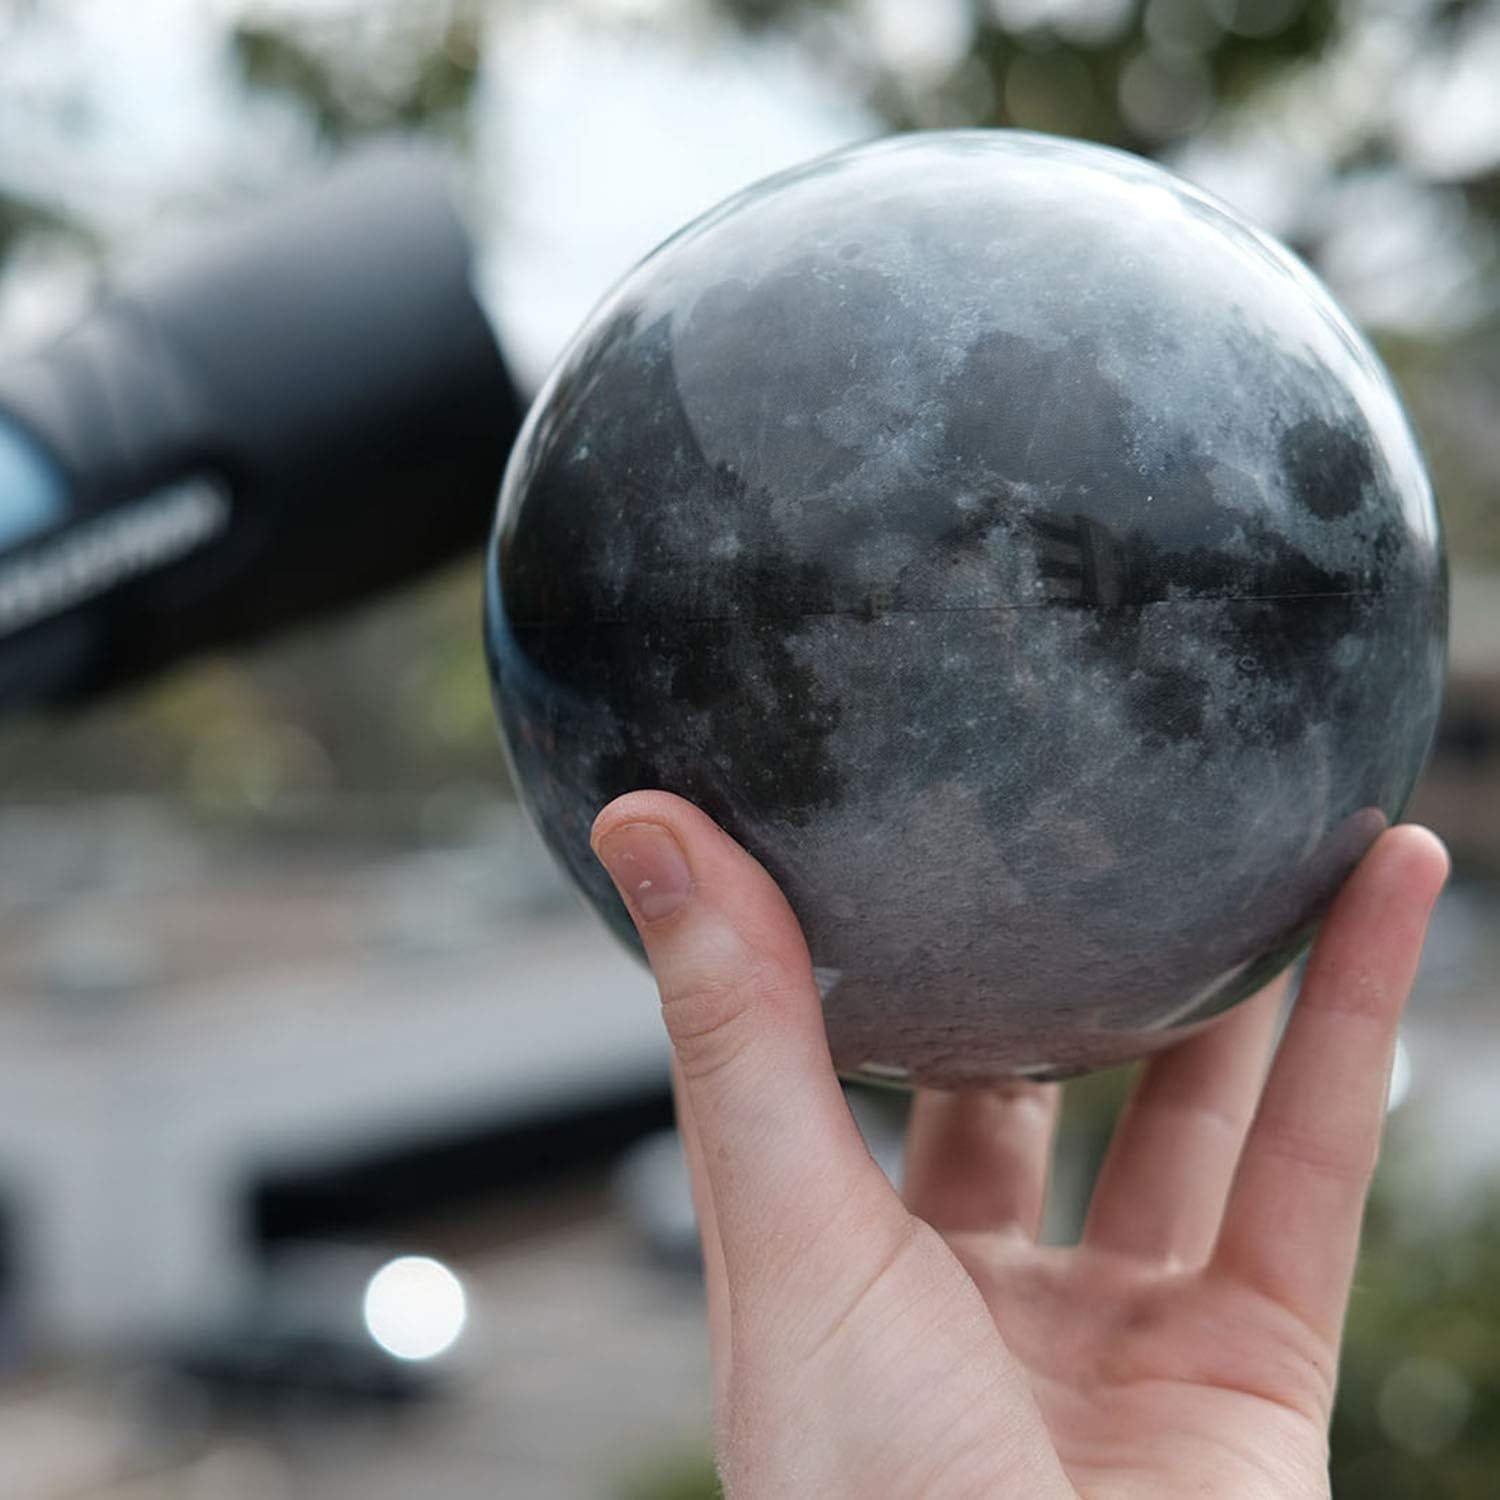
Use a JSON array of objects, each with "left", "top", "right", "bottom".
[{"left": 362, "top": 1255, "right": 468, "bottom": 1362}]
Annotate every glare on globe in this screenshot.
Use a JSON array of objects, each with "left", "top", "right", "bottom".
[{"left": 484, "top": 131, "right": 1446, "bottom": 1088}]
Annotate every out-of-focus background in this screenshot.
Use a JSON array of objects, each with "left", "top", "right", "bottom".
[{"left": 0, "top": 0, "right": 1496, "bottom": 1495}]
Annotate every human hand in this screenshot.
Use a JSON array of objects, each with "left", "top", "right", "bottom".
[{"left": 591, "top": 793, "right": 1449, "bottom": 1499}]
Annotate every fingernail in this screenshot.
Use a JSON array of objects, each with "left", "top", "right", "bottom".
[{"left": 594, "top": 821, "right": 693, "bottom": 923}]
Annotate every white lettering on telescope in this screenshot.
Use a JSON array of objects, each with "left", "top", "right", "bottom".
[{"left": 0, "top": 478, "right": 230, "bottom": 638}]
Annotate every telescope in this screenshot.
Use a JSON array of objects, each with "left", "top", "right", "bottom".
[{"left": 0, "top": 147, "right": 522, "bottom": 711}]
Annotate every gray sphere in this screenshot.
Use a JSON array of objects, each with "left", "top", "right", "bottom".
[{"left": 485, "top": 131, "right": 1446, "bottom": 1088}]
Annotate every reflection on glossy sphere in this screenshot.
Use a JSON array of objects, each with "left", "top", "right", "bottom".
[{"left": 484, "top": 131, "right": 1446, "bottom": 1087}]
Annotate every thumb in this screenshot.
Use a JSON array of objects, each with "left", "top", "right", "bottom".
[{"left": 591, "top": 791, "right": 904, "bottom": 1303}]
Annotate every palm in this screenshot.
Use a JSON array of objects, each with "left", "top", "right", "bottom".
[
  {"left": 964, "top": 1236, "right": 1333, "bottom": 1497},
  {"left": 826, "top": 961, "right": 1374, "bottom": 1500}
]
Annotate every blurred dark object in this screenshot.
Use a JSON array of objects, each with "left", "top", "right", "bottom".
[
  {"left": 252, "top": 1087, "right": 675, "bottom": 1246},
  {"left": 156, "top": 1243, "right": 465, "bottom": 1416},
  {"left": 164, "top": 1324, "right": 435, "bottom": 1412},
  {"left": 0, "top": 145, "right": 521, "bottom": 714}
]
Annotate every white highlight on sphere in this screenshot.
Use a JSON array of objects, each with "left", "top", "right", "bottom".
[{"left": 362, "top": 1255, "right": 468, "bottom": 1362}]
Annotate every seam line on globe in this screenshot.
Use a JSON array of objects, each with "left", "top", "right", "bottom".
[{"left": 503, "top": 582, "right": 1444, "bottom": 630}]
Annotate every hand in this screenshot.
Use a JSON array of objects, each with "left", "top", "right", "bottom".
[{"left": 591, "top": 793, "right": 1449, "bottom": 1499}]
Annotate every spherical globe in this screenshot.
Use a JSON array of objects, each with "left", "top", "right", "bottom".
[{"left": 484, "top": 131, "right": 1446, "bottom": 1088}]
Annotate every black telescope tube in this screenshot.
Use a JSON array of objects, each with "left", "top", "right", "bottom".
[{"left": 0, "top": 145, "right": 522, "bottom": 711}]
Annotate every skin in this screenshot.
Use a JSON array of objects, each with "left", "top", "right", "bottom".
[{"left": 591, "top": 791, "right": 1450, "bottom": 1499}]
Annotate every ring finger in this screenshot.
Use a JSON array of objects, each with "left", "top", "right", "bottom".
[{"left": 1082, "top": 975, "right": 1287, "bottom": 1267}]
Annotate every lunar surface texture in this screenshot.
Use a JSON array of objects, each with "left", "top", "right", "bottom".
[{"left": 485, "top": 131, "right": 1447, "bottom": 1087}]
